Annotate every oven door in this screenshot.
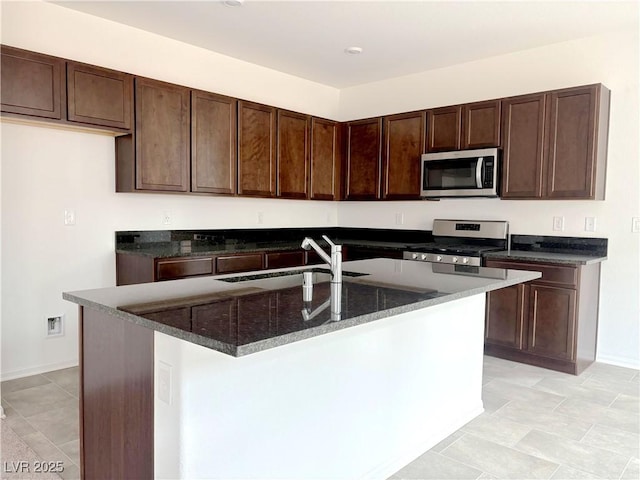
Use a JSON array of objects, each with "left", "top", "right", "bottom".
[{"left": 420, "top": 148, "right": 498, "bottom": 198}]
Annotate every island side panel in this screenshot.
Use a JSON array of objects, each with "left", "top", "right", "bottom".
[{"left": 80, "top": 306, "right": 154, "bottom": 479}]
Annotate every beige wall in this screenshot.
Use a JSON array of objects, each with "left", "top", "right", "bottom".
[{"left": 1, "top": 1, "right": 638, "bottom": 378}]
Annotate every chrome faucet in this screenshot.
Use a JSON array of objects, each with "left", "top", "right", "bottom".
[{"left": 300, "top": 235, "right": 342, "bottom": 284}]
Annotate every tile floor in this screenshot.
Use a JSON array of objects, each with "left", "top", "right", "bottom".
[{"left": 1, "top": 357, "right": 638, "bottom": 480}]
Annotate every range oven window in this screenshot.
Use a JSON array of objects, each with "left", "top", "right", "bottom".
[{"left": 423, "top": 158, "right": 478, "bottom": 190}]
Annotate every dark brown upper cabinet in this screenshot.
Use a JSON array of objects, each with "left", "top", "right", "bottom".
[
  {"left": 310, "top": 118, "right": 341, "bottom": 201},
  {"left": 116, "top": 78, "right": 190, "bottom": 192},
  {"left": 277, "top": 110, "right": 310, "bottom": 199},
  {"left": 462, "top": 100, "right": 501, "bottom": 149},
  {"left": 501, "top": 85, "right": 609, "bottom": 200},
  {"left": 545, "top": 85, "right": 609, "bottom": 200},
  {"left": 382, "top": 111, "right": 425, "bottom": 200},
  {"left": 238, "top": 101, "right": 277, "bottom": 197},
  {"left": 426, "top": 106, "right": 461, "bottom": 152},
  {"left": 1, "top": 45, "right": 65, "bottom": 120},
  {"left": 501, "top": 93, "right": 547, "bottom": 199},
  {"left": 67, "top": 62, "right": 133, "bottom": 131},
  {"left": 345, "top": 118, "right": 383, "bottom": 200},
  {"left": 191, "top": 90, "right": 237, "bottom": 195}
]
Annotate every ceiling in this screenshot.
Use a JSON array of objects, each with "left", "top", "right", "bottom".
[{"left": 53, "top": 0, "right": 638, "bottom": 88}]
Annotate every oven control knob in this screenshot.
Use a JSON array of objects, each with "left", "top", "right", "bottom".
[
  {"left": 452, "top": 256, "right": 458, "bottom": 263},
  {"left": 412, "top": 253, "right": 418, "bottom": 260},
  {"left": 436, "top": 255, "right": 442, "bottom": 262},
  {"left": 462, "top": 257, "right": 469, "bottom": 264},
  {"left": 420, "top": 254, "right": 428, "bottom": 261}
]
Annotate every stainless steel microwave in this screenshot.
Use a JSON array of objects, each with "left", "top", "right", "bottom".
[{"left": 420, "top": 148, "right": 499, "bottom": 198}]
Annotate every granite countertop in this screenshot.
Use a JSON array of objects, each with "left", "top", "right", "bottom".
[
  {"left": 63, "top": 258, "right": 540, "bottom": 357},
  {"left": 485, "top": 250, "right": 607, "bottom": 265}
]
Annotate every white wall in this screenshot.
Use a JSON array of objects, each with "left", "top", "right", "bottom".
[
  {"left": 0, "top": 1, "right": 638, "bottom": 377},
  {"left": 338, "top": 30, "right": 640, "bottom": 368}
]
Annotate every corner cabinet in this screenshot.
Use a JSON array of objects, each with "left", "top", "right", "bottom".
[
  {"left": 116, "top": 78, "right": 190, "bottom": 192},
  {"left": 382, "top": 111, "right": 425, "bottom": 200},
  {"left": 310, "top": 118, "right": 342, "bottom": 200},
  {"left": 484, "top": 259, "right": 601, "bottom": 375},
  {"left": 501, "top": 84, "right": 610, "bottom": 200},
  {"left": 238, "top": 101, "right": 277, "bottom": 197},
  {"left": 345, "top": 118, "right": 383, "bottom": 200}
]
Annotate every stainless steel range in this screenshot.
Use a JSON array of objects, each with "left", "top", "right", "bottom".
[{"left": 403, "top": 219, "right": 509, "bottom": 267}]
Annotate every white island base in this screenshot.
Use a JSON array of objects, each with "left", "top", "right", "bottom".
[{"left": 155, "top": 294, "right": 486, "bottom": 480}]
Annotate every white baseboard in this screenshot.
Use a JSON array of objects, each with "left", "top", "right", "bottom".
[
  {"left": 596, "top": 354, "right": 640, "bottom": 371},
  {"left": 0, "top": 359, "right": 79, "bottom": 382}
]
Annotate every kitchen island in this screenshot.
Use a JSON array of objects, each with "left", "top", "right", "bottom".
[{"left": 64, "top": 258, "right": 540, "bottom": 480}]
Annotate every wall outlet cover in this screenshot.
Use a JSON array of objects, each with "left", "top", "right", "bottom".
[
  {"left": 553, "top": 216, "right": 565, "bottom": 231},
  {"left": 64, "top": 209, "right": 76, "bottom": 226}
]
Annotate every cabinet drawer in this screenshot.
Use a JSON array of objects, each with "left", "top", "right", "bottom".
[
  {"left": 485, "top": 260, "right": 577, "bottom": 288},
  {"left": 265, "top": 251, "right": 305, "bottom": 269},
  {"left": 216, "top": 253, "right": 264, "bottom": 274},
  {"left": 156, "top": 257, "right": 213, "bottom": 281}
]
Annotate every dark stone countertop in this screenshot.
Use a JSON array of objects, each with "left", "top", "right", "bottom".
[
  {"left": 63, "top": 258, "right": 540, "bottom": 357},
  {"left": 484, "top": 250, "right": 607, "bottom": 265}
]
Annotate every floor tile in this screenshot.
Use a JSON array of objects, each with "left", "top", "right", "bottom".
[
  {"left": 1, "top": 374, "right": 51, "bottom": 394},
  {"left": 581, "top": 423, "right": 640, "bottom": 459},
  {"left": 581, "top": 375, "right": 640, "bottom": 398},
  {"left": 482, "top": 379, "right": 566, "bottom": 410},
  {"left": 531, "top": 377, "right": 619, "bottom": 406},
  {"left": 549, "top": 465, "right": 602, "bottom": 479},
  {"left": 20, "top": 432, "right": 75, "bottom": 470},
  {"left": 58, "top": 463, "right": 81, "bottom": 480},
  {"left": 23, "top": 404, "right": 79, "bottom": 446},
  {"left": 493, "top": 400, "right": 592, "bottom": 441},
  {"left": 2, "top": 405, "right": 37, "bottom": 437},
  {"left": 481, "top": 391, "right": 510, "bottom": 414},
  {"left": 461, "top": 413, "right": 531, "bottom": 447},
  {"left": 487, "top": 367, "right": 546, "bottom": 388},
  {"left": 58, "top": 440, "right": 80, "bottom": 466},
  {"left": 515, "top": 429, "right": 629, "bottom": 479},
  {"left": 554, "top": 397, "right": 640, "bottom": 433},
  {"left": 3, "top": 383, "right": 77, "bottom": 418},
  {"left": 583, "top": 363, "right": 638, "bottom": 382},
  {"left": 429, "top": 430, "right": 465, "bottom": 453},
  {"left": 610, "top": 393, "right": 640, "bottom": 413},
  {"left": 42, "top": 368, "right": 79, "bottom": 398},
  {"left": 482, "top": 356, "right": 519, "bottom": 369},
  {"left": 621, "top": 458, "right": 640, "bottom": 480},
  {"left": 477, "top": 473, "right": 497, "bottom": 480},
  {"left": 441, "top": 433, "right": 558, "bottom": 479},
  {"left": 391, "top": 450, "right": 482, "bottom": 479}
]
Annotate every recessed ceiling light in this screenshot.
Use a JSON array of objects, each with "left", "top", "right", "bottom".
[
  {"left": 344, "top": 46, "right": 363, "bottom": 55},
  {"left": 223, "top": 0, "right": 244, "bottom": 7}
]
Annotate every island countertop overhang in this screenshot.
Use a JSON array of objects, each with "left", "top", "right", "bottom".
[{"left": 63, "top": 258, "right": 541, "bottom": 357}]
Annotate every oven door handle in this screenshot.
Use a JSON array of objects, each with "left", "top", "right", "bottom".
[{"left": 476, "top": 157, "right": 484, "bottom": 188}]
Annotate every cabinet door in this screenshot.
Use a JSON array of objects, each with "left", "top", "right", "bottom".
[
  {"left": 238, "top": 101, "right": 277, "bottom": 197},
  {"left": 485, "top": 284, "right": 527, "bottom": 349},
  {"left": 191, "top": 90, "right": 237, "bottom": 195},
  {"left": 155, "top": 257, "right": 213, "bottom": 281},
  {"left": 426, "top": 106, "right": 461, "bottom": 152},
  {"left": 527, "top": 285, "right": 576, "bottom": 360},
  {"left": 462, "top": 100, "right": 501, "bottom": 149},
  {"left": 545, "top": 85, "right": 599, "bottom": 199},
  {"left": 1, "top": 46, "right": 65, "bottom": 120},
  {"left": 67, "top": 62, "right": 133, "bottom": 130},
  {"left": 345, "top": 118, "right": 382, "bottom": 200},
  {"left": 135, "top": 78, "right": 190, "bottom": 191},
  {"left": 277, "top": 110, "right": 309, "bottom": 199},
  {"left": 501, "top": 93, "right": 546, "bottom": 198},
  {"left": 382, "top": 111, "right": 425, "bottom": 200},
  {"left": 310, "top": 118, "right": 341, "bottom": 200}
]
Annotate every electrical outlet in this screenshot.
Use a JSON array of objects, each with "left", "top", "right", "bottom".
[
  {"left": 395, "top": 212, "right": 404, "bottom": 225},
  {"left": 257, "top": 212, "right": 264, "bottom": 224},
  {"left": 64, "top": 209, "right": 76, "bottom": 226},
  {"left": 158, "top": 361, "right": 172, "bottom": 405},
  {"left": 162, "top": 210, "right": 171, "bottom": 225},
  {"left": 553, "top": 216, "right": 565, "bottom": 231},
  {"left": 633, "top": 217, "right": 640, "bottom": 233},
  {"left": 584, "top": 217, "right": 597, "bottom": 232}
]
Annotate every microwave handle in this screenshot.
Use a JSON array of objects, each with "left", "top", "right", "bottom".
[{"left": 476, "top": 157, "right": 484, "bottom": 187}]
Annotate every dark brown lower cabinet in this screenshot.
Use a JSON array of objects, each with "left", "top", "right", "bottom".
[{"left": 484, "top": 259, "right": 601, "bottom": 375}]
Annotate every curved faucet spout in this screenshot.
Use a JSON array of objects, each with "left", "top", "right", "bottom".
[{"left": 301, "top": 235, "right": 342, "bottom": 284}]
